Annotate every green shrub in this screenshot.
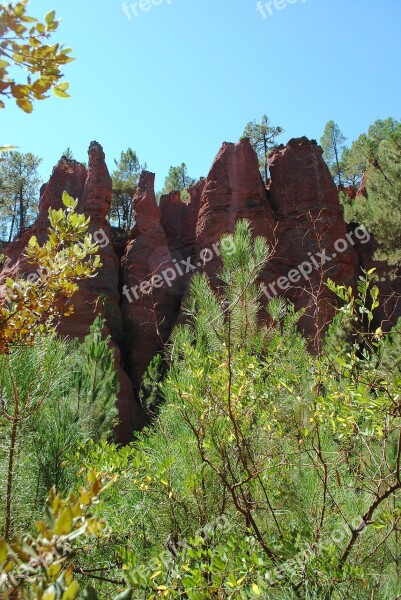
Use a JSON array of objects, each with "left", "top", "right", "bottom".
[
  {"left": 3, "top": 222, "right": 401, "bottom": 599},
  {"left": 0, "top": 317, "right": 118, "bottom": 538}
]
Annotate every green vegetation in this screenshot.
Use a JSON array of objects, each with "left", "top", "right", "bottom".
[
  {"left": 0, "top": 192, "right": 102, "bottom": 541},
  {"left": 0, "top": 1, "right": 74, "bottom": 114},
  {"left": 62, "top": 148, "right": 74, "bottom": 160},
  {"left": 0, "top": 469, "right": 115, "bottom": 599},
  {"left": 0, "top": 192, "right": 101, "bottom": 354},
  {"left": 0, "top": 318, "right": 118, "bottom": 536},
  {"left": 0, "top": 150, "right": 42, "bottom": 240},
  {"left": 2, "top": 221, "right": 401, "bottom": 599},
  {"left": 343, "top": 120, "right": 401, "bottom": 265},
  {"left": 320, "top": 118, "right": 401, "bottom": 266},
  {"left": 242, "top": 115, "right": 283, "bottom": 184},
  {"left": 162, "top": 162, "right": 195, "bottom": 201},
  {"left": 320, "top": 121, "right": 347, "bottom": 186},
  {"left": 2, "top": 8, "right": 401, "bottom": 597},
  {"left": 111, "top": 148, "right": 146, "bottom": 231}
]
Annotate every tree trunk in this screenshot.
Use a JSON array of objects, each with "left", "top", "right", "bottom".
[
  {"left": 18, "top": 185, "right": 24, "bottom": 234},
  {"left": 8, "top": 197, "right": 18, "bottom": 242},
  {"left": 8, "top": 214, "right": 15, "bottom": 243},
  {"left": 334, "top": 145, "right": 342, "bottom": 187},
  {"left": 5, "top": 416, "right": 18, "bottom": 540},
  {"left": 263, "top": 135, "right": 268, "bottom": 185}
]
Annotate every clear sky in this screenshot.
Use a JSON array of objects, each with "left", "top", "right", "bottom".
[{"left": 1, "top": 0, "right": 400, "bottom": 191}]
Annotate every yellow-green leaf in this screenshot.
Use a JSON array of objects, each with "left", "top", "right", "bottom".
[
  {"left": 62, "top": 191, "right": 75, "bottom": 208},
  {"left": 54, "top": 506, "right": 73, "bottom": 535},
  {"left": 0, "top": 539, "right": 8, "bottom": 563},
  {"left": 15, "top": 96, "right": 33, "bottom": 113},
  {"left": 61, "top": 580, "right": 79, "bottom": 600},
  {"left": 45, "top": 10, "right": 56, "bottom": 25},
  {"left": 53, "top": 86, "right": 71, "bottom": 99}
]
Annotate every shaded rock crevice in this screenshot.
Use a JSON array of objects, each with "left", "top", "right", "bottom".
[
  {"left": 0, "top": 142, "right": 139, "bottom": 443},
  {"left": 121, "top": 170, "right": 181, "bottom": 394}
]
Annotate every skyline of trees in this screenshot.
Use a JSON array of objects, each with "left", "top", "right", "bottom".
[
  {"left": 1, "top": 116, "right": 399, "bottom": 253},
  {"left": 111, "top": 147, "right": 145, "bottom": 230},
  {"left": 0, "top": 151, "right": 42, "bottom": 241}
]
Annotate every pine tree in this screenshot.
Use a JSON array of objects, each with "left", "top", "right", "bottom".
[
  {"left": 345, "top": 122, "right": 401, "bottom": 265},
  {"left": 0, "top": 151, "right": 42, "bottom": 241},
  {"left": 29, "top": 318, "right": 119, "bottom": 502},
  {"left": 71, "top": 315, "right": 119, "bottom": 439},
  {"left": 242, "top": 115, "right": 283, "bottom": 184},
  {"left": 341, "top": 118, "right": 399, "bottom": 188},
  {"left": 162, "top": 163, "right": 195, "bottom": 197},
  {"left": 111, "top": 148, "right": 144, "bottom": 230},
  {"left": 62, "top": 147, "right": 74, "bottom": 160},
  {"left": 139, "top": 353, "right": 165, "bottom": 418},
  {"left": 320, "top": 121, "right": 347, "bottom": 186}
]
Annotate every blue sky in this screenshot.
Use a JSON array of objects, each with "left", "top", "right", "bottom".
[{"left": 1, "top": 0, "right": 400, "bottom": 191}]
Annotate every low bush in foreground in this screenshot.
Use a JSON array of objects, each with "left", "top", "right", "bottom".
[{"left": 2, "top": 221, "right": 401, "bottom": 599}]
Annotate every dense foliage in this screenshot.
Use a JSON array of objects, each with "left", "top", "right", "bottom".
[
  {"left": 0, "top": 150, "right": 42, "bottom": 241},
  {"left": 111, "top": 148, "right": 145, "bottom": 231},
  {"left": 320, "top": 118, "right": 401, "bottom": 267},
  {"left": 2, "top": 6, "right": 399, "bottom": 597},
  {"left": 0, "top": 191, "right": 101, "bottom": 354},
  {"left": 2, "top": 221, "right": 401, "bottom": 599},
  {"left": 342, "top": 120, "right": 401, "bottom": 265},
  {"left": 242, "top": 115, "right": 283, "bottom": 184},
  {"left": 0, "top": 319, "right": 118, "bottom": 536}
]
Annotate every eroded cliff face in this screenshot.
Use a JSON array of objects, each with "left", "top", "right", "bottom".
[
  {"left": 192, "top": 137, "right": 359, "bottom": 347},
  {"left": 121, "top": 171, "right": 180, "bottom": 392},
  {"left": 266, "top": 138, "right": 359, "bottom": 346},
  {"left": 195, "top": 138, "right": 275, "bottom": 280},
  {"left": 160, "top": 178, "right": 204, "bottom": 265},
  {"left": 1, "top": 137, "right": 399, "bottom": 439},
  {"left": 0, "top": 143, "right": 138, "bottom": 442}
]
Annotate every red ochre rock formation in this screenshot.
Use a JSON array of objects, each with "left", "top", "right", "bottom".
[
  {"left": 121, "top": 171, "right": 180, "bottom": 391},
  {"left": 0, "top": 142, "right": 138, "bottom": 443},
  {"left": 0, "top": 136, "right": 399, "bottom": 440},
  {"left": 356, "top": 172, "right": 368, "bottom": 198},
  {"left": 192, "top": 137, "right": 359, "bottom": 347},
  {"left": 160, "top": 178, "right": 205, "bottom": 264},
  {"left": 266, "top": 137, "right": 359, "bottom": 346},
  {"left": 338, "top": 184, "right": 358, "bottom": 200},
  {"left": 195, "top": 138, "right": 275, "bottom": 280}
]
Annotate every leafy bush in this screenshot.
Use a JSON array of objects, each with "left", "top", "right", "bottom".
[
  {"left": 0, "top": 318, "right": 119, "bottom": 538},
  {"left": 3, "top": 221, "right": 401, "bottom": 599},
  {"left": 342, "top": 120, "right": 401, "bottom": 265}
]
